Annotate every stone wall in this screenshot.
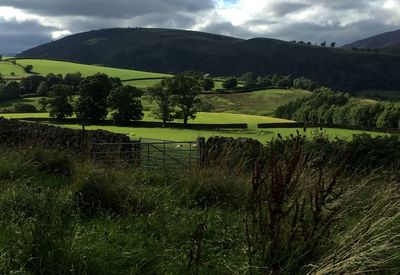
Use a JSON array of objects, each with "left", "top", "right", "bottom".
[{"left": 0, "top": 118, "right": 134, "bottom": 163}]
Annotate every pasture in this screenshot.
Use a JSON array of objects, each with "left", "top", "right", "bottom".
[
  {"left": 0, "top": 61, "right": 29, "bottom": 78},
  {"left": 10, "top": 58, "right": 170, "bottom": 81},
  {"left": 0, "top": 112, "right": 384, "bottom": 142},
  {"left": 201, "top": 89, "right": 312, "bottom": 115}
]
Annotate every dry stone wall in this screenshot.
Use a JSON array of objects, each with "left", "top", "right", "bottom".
[{"left": 0, "top": 118, "right": 134, "bottom": 162}]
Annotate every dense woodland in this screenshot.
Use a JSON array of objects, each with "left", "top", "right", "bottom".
[{"left": 275, "top": 87, "right": 400, "bottom": 129}]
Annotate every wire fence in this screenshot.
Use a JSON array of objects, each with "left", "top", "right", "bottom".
[{"left": 89, "top": 138, "right": 199, "bottom": 170}]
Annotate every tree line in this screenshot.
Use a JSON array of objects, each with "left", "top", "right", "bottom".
[
  {"left": 275, "top": 87, "right": 400, "bottom": 129},
  {"left": 221, "top": 72, "right": 318, "bottom": 91},
  {"left": 0, "top": 71, "right": 206, "bottom": 127}
]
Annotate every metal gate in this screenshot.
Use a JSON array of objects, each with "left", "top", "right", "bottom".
[{"left": 89, "top": 138, "right": 199, "bottom": 170}]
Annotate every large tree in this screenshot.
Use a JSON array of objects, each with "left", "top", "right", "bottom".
[
  {"left": 222, "top": 77, "right": 238, "bottom": 90},
  {"left": 0, "top": 81, "right": 20, "bottom": 98},
  {"left": 47, "top": 84, "right": 73, "bottom": 121},
  {"left": 75, "top": 73, "right": 112, "bottom": 121},
  {"left": 107, "top": 85, "right": 144, "bottom": 124},
  {"left": 167, "top": 73, "right": 202, "bottom": 127},
  {"left": 148, "top": 83, "right": 175, "bottom": 127}
]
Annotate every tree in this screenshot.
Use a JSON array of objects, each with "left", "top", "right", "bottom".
[
  {"left": 0, "top": 81, "right": 20, "bottom": 98},
  {"left": 320, "top": 41, "right": 327, "bottom": 47},
  {"left": 24, "top": 65, "right": 33, "bottom": 73},
  {"left": 38, "top": 97, "right": 48, "bottom": 112},
  {"left": 376, "top": 105, "right": 399, "bottom": 129},
  {"left": 64, "top": 72, "right": 82, "bottom": 89},
  {"left": 276, "top": 77, "right": 290, "bottom": 88},
  {"left": 46, "top": 73, "right": 63, "bottom": 87},
  {"left": 257, "top": 76, "right": 272, "bottom": 87},
  {"left": 148, "top": 83, "right": 175, "bottom": 127},
  {"left": 202, "top": 77, "right": 215, "bottom": 91},
  {"left": 166, "top": 74, "right": 201, "bottom": 127},
  {"left": 75, "top": 73, "right": 112, "bottom": 121},
  {"left": 330, "top": 42, "right": 336, "bottom": 48},
  {"left": 107, "top": 85, "right": 144, "bottom": 124},
  {"left": 36, "top": 81, "right": 49, "bottom": 96},
  {"left": 222, "top": 77, "right": 238, "bottom": 90},
  {"left": 20, "top": 75, "right": 46, "bottom": 94},
  {"left": 47, "top": 84, "right": 73, "bottom": 120},
  {"left": 240, "top": 72, "right": 256, "bottom": 88}
]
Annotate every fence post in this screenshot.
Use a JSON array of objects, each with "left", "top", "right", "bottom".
[{"left": 196, "top": 137, "right": 206, "bottom": 167}]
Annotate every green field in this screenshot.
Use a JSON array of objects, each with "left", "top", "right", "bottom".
[
  {"left": 58, "top": 124, "right": 385, "bottom": 142},
  {"left": 0, "top": 111, "right": 292, "bottom": 129},
  {"left": 0, "top": 61, "right": 29, "bottom": 78},
  {"left": 14, "top": 59, "right": 169, "bottom": 79},
  {"left": 201, "top": 89, "right": 311, "bottom": 115},
  {"left": 0, "top": 113, "right": 384, "bottom": 142},
  {"left": 0, "top": 97, "right": 43, "bottom": 109}
]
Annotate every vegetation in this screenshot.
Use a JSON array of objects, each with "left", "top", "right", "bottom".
[
  {"left": 47, "top": 85, "right": 74, "bottom": 120},
  {"left": 0, "top": 133, "right": 400, "bottom": 273},
  {"left": 107, "top": 85, "right": 144, "bottom": 124},
  {"left": 275, "top": 87, "right": 400, "bottom": 129}
]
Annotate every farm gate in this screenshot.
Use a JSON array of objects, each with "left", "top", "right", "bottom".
[{"left": 89, "top": 137, "right": 200, "bottom": 170}]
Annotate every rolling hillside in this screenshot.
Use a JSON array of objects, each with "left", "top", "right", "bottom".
[
  {"left": 343, "top": 29, "right": 400, "bottom": 49},
  {"left": 19, "top": 28, "right": 400, "bottom": 92}
]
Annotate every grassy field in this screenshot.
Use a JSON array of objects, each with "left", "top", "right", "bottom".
[
  {"left": 0, "top": 113, "right": 385, "bottom": 142},
  {"left": 201, "top": 89, "right": 312, "bottom": 116},
  {"left": 10, "top": 59, "right": 170, "bottom": 80},
  {"left": 0, "top": 61, "right": 29, "bottom": 78},
  {"left": 0, "top": 112, "right": 292, "bottom": 129}
]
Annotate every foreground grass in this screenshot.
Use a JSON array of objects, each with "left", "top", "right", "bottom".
[{"left": 0, "top": 140, "right": 399, "bottom": 274}]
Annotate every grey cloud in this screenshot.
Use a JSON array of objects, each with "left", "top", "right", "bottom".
[
  {"left": 0, "top": 18, "right": 55, "bottom": 52},
  {"left": 270, "top": 2, "right": 309, "bottom": 16},
  {"left": 0, "top": 0, "right": 214, "bottom": 18}
]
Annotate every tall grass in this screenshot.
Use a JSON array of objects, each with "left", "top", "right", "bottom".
[{"left": 0, "top": 141, "right": 399, "bottom": 274}]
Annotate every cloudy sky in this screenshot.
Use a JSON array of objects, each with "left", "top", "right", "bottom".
[{"left": 1, "top": 0, "right": 400, "bottom": 53}]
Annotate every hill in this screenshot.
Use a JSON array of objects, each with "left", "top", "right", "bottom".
[
  {"left": 343, "top": 29, "right": 400, "bottom": 49},
  {"left": 19, "top": 28, "right": 400, "bottom": 92}
]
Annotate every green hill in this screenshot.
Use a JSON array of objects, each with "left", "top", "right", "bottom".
[
  {"left": 19, "top": 28, "right": 400, "bottom": 92},
  {"left": 343, "top": 29, "right": 400, "bottom": 49}
]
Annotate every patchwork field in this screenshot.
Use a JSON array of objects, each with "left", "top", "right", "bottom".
[{"left": 201, "top": 89, "right": 312, "bottom": 115}]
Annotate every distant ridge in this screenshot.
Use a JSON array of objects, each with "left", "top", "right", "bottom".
[
  {"left": 343, "top": 29, "right": 400, "bottom": 49},
  {"left": 19, "top": 27, "right": 400, "bottom": 92}
]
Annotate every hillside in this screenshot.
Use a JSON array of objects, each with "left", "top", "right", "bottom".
[
  {"left": 343, "top": 29, "right": 400, "bottom": 49},
  {"left": 19, "top": 28, "right": 400, "bottom": 92}
]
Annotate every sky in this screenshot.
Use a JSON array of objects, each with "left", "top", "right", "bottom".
[{"left": 0, "top": 0, "right": 400, "bottom": 53}]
